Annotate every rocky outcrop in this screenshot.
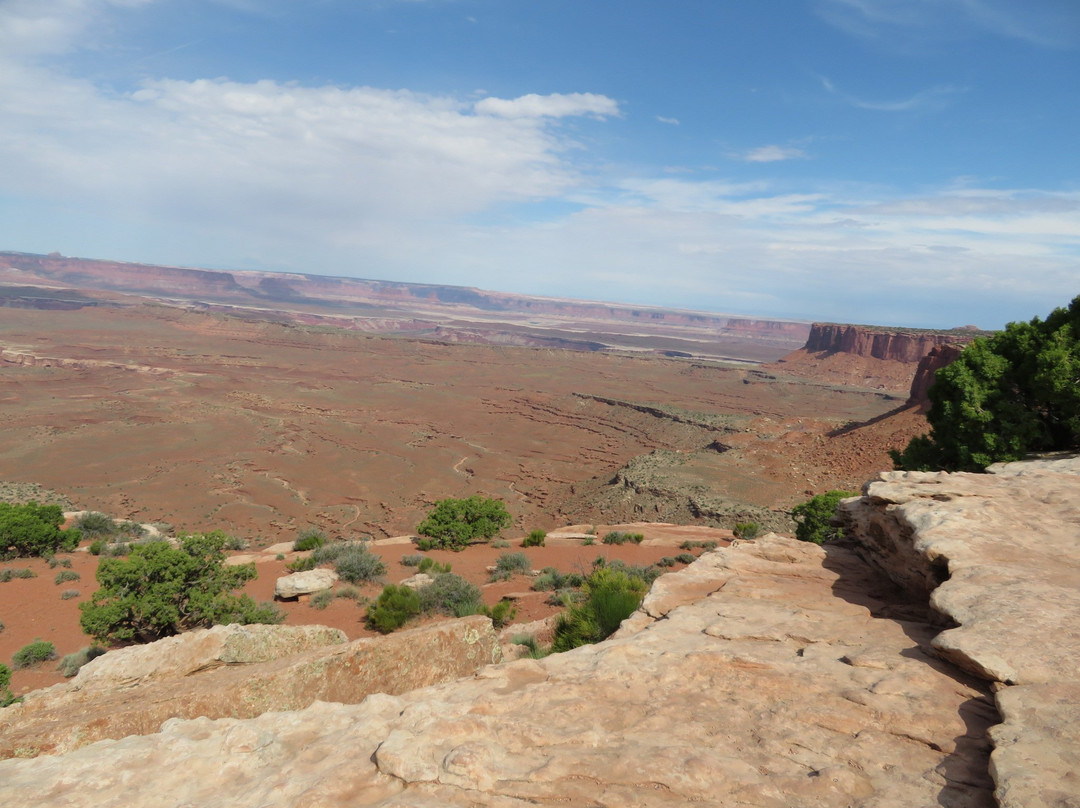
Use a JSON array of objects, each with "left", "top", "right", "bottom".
[
  {"left": 0, "top": 617, "right": 501, "bottom": 760},
  {"left": 838, "top": 456, "right": 1080, "bottom": 808},
  {"left": 803, "top": 323, "right": 975, "bottom": 363},
  {"left": 0, "top": 536, "right": 997, "bottom": 806},
  {"left": 772, "top": 323, "right": 979, "bottom": 393}
]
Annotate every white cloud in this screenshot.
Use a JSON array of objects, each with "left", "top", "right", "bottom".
[
  {"left": 742, "top": 145, "right": 807, "bottom": 163},
  {"left": 474, "top": 92, "right": 619, "bottom": 119},
  {"left": 656, "top": 115, "right": 680, "bottom": 125}
]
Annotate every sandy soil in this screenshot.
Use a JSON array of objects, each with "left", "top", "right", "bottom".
[{"left": 0, "top": 523, "right": 730, "bottom": 698}]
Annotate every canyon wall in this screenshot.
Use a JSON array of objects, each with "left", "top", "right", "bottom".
[{"left": 803, "top": 323, "right": 976, "bottom": 363}]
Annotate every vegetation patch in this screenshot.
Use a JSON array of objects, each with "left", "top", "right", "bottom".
[
  {"left": 551, "top": 568, "right": 647, "bottom": 653},
  {"left": 79, "top": 531, "right": 283, "bottom": 644},
  {"left": 56, "top": 645, "right": 106, "bottom": 678},
  {"left": 0, "top": 567, "right": 36, "bottom": 582},
  {"left": 893, "top": 295, "right": 1080, "bottom": 471},
  {"left": 491, "top": 551, "right": 530, "bottom": 581},
  {"left": 522, "top": 529, "right": 546, "bottom": 548},
  {"left": 54, "top": 570, "right": 81, "bottom": 585},
  {"left": 0, "top": 501, "right": 80, "bottom": 559},
  {"left": 416, "top": 496, "right": 512, "bottom": 551},
  {"left": 791, "top": 491, "right": 858, "bottom": 544},
  {"left": 12, "top": 640, "right": 57, "bottom": 669},
  {"left": 293, "top": 528, "right": 326, "bottom": 552},
  {"left": 601, "top": 531, "right": 644, "bottom": 546},
  {"left": 366, "top": 584, "right": 421, "bottom": 634},
  {"left": 0, "top": 663, "right": 17, "bottom": 707}
]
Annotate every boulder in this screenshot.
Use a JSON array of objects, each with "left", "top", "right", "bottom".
[
  {"left": 274, "top": 568, "right": 337, "bottom": 599},
  {"left": 399, "top": 572, "right": 434, "bottom": 590}
]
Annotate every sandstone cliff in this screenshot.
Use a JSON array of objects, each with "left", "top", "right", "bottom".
[{"left": 773, "top": 323, "right": 981, "bottom": 393}]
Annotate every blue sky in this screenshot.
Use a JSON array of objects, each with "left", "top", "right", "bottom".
[{"left": 1, "top": 0, "right": 1077, "bottom": 328}]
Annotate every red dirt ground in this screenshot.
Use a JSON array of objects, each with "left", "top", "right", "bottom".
[{"left": 1, "top": 523, "right": 729, "bottom": 697}]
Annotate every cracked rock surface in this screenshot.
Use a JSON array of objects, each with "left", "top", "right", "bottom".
[
  {"left": 840, "top": 456, "right": 1080, "bottom": 808},
  {"left": 0, "top": 535, "right": 995, "bottom": 807}
]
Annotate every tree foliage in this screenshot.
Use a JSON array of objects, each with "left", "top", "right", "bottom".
[
  {"left": 0, "top": 501, "right": 80, "bottom": 559},
  {"left": 79, "top": 531, "right": 283, "bottom": 644},
  {"left": 791, "top": 490, "right": 858, "bottom": 545},
  {"left": 893, "top": 296, "right": 1080, "bottom": 472},
  {"left": 416, "top": 496, "right": 512, "bottom": 550}
]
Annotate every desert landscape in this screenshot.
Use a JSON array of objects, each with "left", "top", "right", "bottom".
[{"left": 2, "top": 254, "right": 1073, "bottom": 808}]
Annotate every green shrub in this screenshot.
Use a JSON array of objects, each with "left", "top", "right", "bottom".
[
  {"left": 293, "top": 528, "right": 326, "bottom": 552},
  {"left": 331, "top": 545, "right": 386, "bottom": 584},
  {"left": 416, "top": 496, "right": 512, "bottom": 551},
  {"left": 657, "top": 556, "right": 676, "bottom": 567},
  {"left": 418, "top": 573, "right": 483, "bottom": 616},
  {"left": 54, "top": 570, "right": 80, "bottom": 585},
  {"left": 551, "top": 568, "right": 647, "bottom": 653},
  {"left": 79, "top": 531, "right": 284, "bottom": 644},
  {"left": 0, "top": 501, "right": 80, "bottom": 559},
  {"left": 487, "top": 599, "right": 517, "bottom": 628},
  {"left": 522, "top": 529, "right": 546, "bottom": 548},
  {"left": 48, "top": 556, "right": 72, "bottom": 569},
  {"left": 602, "top": 559, "right": 664, "bottom": 587},
  {"left": 491, "top": 552, "right": 530, "bottom": 581},
  {"left": 601, "top": 531, "right": 644, "bottom": 546},
  {"left": 893, "top": 296, "right": 1080, "bottom": 471},
  {"left": 13, "top": 640, "right": 57, "bottom": 669},
  {"left": 0, "top": 663, "right": 16, "bottom": 707},
  {"left": 275, "top": 553, "right": 285, "bottom": 561},
  {"left": 56, "top": 645, "right": 106, "bottom": 678},
  {"left": 285, "top": 556, "right": 317, "bottom": 572},
  {"left": 415, "top": 538, "right": 435, "bottom": 551},
  {"left": 88, "top": 539, "right": 106, "bottom": 556},
  {"left": 679, "top": 540, "right": 718, "bottom": 551},
  {"left": 61, "top": 589, "right": 80, "bottom": 600},
  {"left": 310, "top": 589, "right": 335, "bottom": 610},
  {"left": 0, "top": 567, "right": 36, "bottom": 582},
  {"left": 74, "top": 511, "right": 116, "bottom": 538},
  {"left": 582, "top": 535, "right": 595, "bottom": 546},
  {"left": 366, "top": 584, "right": 421, "bottom": 633},
  {"left": 674, "top": 552, "right": 697, "bottom": 565},
  {"left": 733, "top": 522, "right": 761, "bottom": 540},
  {"left": 116, "top": 521, "right": 147, "bottom": 539},
  {"left": 107, "top": 542, "right": 130, "bottom": 557},
  {"left": 417, "top": 557, "right": 451, "bottom": 575},
  {"left": 400, "top": 553, "right": 424, "bottom": 567},
  {"left": 791, "top": 491, "right": 858, "bottom": 544},
  {"left": 491, "top": 539, "right": 510, "bottom": 549},
  {"left": 532, "top": 567, "right": 584, "bottom": 592}
]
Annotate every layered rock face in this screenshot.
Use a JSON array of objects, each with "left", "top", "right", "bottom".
[
  {"left": 773, "top": 323, "right": 977, "bottom": 393},
  {"left": 803, "top": 323, "right": 972, "bottom": 363},
  {"left": 839, "top": 456, "right": 1080, "bottom": 808}
]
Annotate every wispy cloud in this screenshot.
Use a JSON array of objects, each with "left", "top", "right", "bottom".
[
  {"left": 741, "top": 145, "right": 807, "bottom": 163},
  {"left": 656, "top": 115, "right": 680, "bottom": 125},
  {"left": 820, "top": 76, "right": 963, "bottom": 112}
]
